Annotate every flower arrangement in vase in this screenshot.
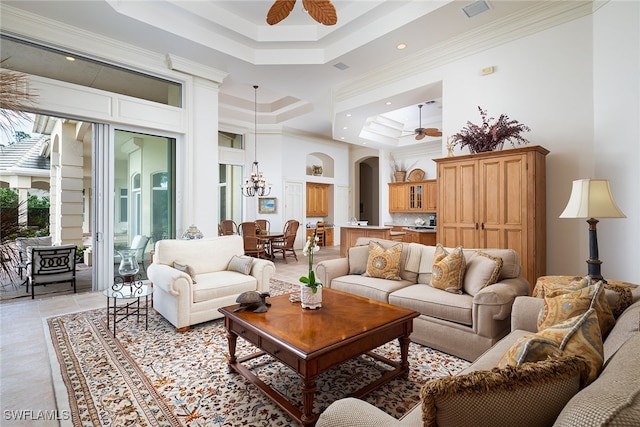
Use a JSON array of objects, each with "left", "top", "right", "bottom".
[
  {"left": 450, "top": 106, "right": 531, "bottom": 154},
  {"left": 299, "top": 231, "right": 322, "bottom": 309}
]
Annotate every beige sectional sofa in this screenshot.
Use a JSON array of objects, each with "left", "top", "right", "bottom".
[
  {"left": 316, "top": 238, "right": 530, "bottom": 361},
  {"left": 147, "top": 235, "right": 275, "bottom": 331},
  {"left": 317, "top": 288, "right": 640, "bottom": 427}
]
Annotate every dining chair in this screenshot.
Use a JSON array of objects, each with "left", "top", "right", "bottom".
[
  {"left": 315, "top": 221, "right": 326, "bottom": 246},
  {"left": 221, "top": 220, "right": 238, "bottom": 235},
  {"left": 242, "top": 235, "right": 267, "bottom": 258},
  {"left": 26, "top": 244, "right": 77, "bottom": 299},
  {"left": 271, "top": 220, "right": 299, "bottom": 263},
  {"left": 240, "top": 221, "right": 256, "bottom": 236}
]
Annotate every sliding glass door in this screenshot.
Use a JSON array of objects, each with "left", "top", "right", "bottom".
[{"left": 113, "top": 130, "right": 176, "bottom": 278}]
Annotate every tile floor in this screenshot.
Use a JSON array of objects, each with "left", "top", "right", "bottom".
[{"left": 0, "top": 245, "right": 341, "bottom": 426}]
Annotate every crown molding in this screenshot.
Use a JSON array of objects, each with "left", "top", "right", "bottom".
[{"left": 333, "top": 0, "right": 598, "bottom": 103}]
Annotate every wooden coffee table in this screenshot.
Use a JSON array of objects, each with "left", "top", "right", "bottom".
[{"left": 218, "top": 288, "right": 419, "bottom": 426}]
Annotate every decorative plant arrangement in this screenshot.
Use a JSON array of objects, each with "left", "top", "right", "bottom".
[
  {"left": 450, "top": 106, "right": 531, "bottom": 153},
  {"left": 300, "top": 232, "right": 321, "bottom": 293},
  {"left": 299, "top": 231, "right": 322, "bottom": 309}
]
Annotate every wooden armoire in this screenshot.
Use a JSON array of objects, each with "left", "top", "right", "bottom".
[{"left": 434, "top": 145, "right": 549, "bottom": 291}]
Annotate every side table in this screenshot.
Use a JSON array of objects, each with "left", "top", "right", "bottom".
[{"left": 103, "top": 283, "right": 154, "bottom": 337}]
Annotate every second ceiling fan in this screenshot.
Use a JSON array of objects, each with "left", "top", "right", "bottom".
[
  {"left": 267, "top": 0, "right": 337, "bottom": 26},
  {"left": 411, "top": 104, "right": 442, "bottom": 140}
]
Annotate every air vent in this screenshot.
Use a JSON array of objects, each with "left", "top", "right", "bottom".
[
  {"left": 462, "top": 0, "right": 491, "bottom": 18},
  {"left": 333, "top": 62, "right": 350, "bottom": 71}
]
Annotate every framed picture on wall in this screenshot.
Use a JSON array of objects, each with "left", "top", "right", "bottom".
[{"left": 258, "top": 197, "right": 277, "bottom": 214}]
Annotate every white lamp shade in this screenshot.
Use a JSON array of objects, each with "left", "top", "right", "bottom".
[{"left": 559, "top": 179, "right": 626, "bottom": 219}]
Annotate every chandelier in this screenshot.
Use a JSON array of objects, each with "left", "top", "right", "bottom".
[{"left": 242, "top": 85, "right": 272, "bottom": 197}]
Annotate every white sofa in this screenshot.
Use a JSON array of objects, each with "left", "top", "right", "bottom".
[{"left": 147, "top": 235, "right": 275, "bottom": 331}]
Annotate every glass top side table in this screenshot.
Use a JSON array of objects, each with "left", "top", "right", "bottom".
[{"left": 103, "top": 283, "right": 153, "bottom": 337}]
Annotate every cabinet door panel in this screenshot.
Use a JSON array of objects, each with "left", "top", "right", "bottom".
[
  {"left": 458, "top": 162, "right": 477, "bottom": 226},
  {"left": 504, "top": 157, "right": 526, "bottom": 226}
]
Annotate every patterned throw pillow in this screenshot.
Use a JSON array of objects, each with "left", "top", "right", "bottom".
[
  {"left": 364, "top": 241, "right": 402, "bottom": 280},
  {"left": 538, "top": 279, "right": 615, "bottom": 337},
  {"left": 501, "top": 308, "right": 603, "bottom": 385},
  {"left": 173, "top": 261, "right": 197, "bottom": 283},
  {"left": 463, "top": 251, "right": 504, "bottom": 296},
  {"left": 431, "top": 244, "right": 465, "bottom": 294},
  {"left": 498, "top": 336, "right": 563, "bottom": 367},
  {"left": 227, "top": 255, "right": 254, "bottom": 275}
]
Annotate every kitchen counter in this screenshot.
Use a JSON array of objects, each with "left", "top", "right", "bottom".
[
  {"left": 340, "top": 225, "right": 392, "bottom": 257},
  {"left": 402, "top": 227, "right": 436, "bottom": 233}
]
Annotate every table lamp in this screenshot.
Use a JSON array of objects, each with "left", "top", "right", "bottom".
[{"left": 559, "top": 178, "right": 626, "bottom": 282}]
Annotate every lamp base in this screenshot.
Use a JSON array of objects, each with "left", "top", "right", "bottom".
[{"left": 586, "top": 218, "right": 606, "bottom": 283}]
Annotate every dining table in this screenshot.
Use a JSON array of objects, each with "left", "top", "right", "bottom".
[{"left": 257, "top": 232, "right": 284, "bottom": 260}]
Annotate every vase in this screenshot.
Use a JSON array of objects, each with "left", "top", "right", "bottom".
[
  {"left": 181, "top": 224, "right": 204, "bottom": 240},
  {"left": 300, "top": 285, "right": 322, "bottom": 309},
  {"left": 117, "top": 249, "right": 139, "bottom": 279}
]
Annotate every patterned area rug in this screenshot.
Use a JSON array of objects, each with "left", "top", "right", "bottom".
[{"left": 47, "top": 279, "right": 470, "bottom": 426}]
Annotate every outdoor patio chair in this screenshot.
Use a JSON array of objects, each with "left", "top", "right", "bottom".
[
  {"left": 15, "top": 236, "right": 52, "bottom": 285},
  {"left": 26, "top": 244, "right": 77, "bottom": 299}
]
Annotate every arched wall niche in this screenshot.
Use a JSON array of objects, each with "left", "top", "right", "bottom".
[{"left": 306, "top": 152, "right": 334, "bottom": 178}]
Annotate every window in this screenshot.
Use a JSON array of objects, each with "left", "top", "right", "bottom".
[{"left": 119, "top": 188, "right": 128, "bottom": 222}]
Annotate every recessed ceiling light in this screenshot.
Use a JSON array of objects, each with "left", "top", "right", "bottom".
[
  {"left": 333, "top": 62, "right": 349, "bottom": 71},
  {"left": 386, "top": 101, "right": 392, "bottom": 105},
  {"left": 396, "top": 43, "right": 407, "bottom": 50},
  {"left": 65, "top": 56, "right": 75, "bottom": 61},
  {"left": 340, "top": 137, "right": 345, "bottom": 140},
  {"left": 346, "top": 113, "right": 351, "bottom": 117},
  {"left": 343, "top": 126, "right": 348, "bottom": 130}
]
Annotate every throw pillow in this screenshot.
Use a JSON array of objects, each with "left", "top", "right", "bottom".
[
  {"left": 173, "top": 261, "right": 197, "bottom": 283},
  {"left": 227, "top": 255, "right": 253, "bottom": 275},
  {"left": 537, "top": 279, "right": 615, "bottom": 338},
  {"left": 502, "top": 308, "right": 603, "bottom": 385},
  {"left": 463, "top": 251, "right": 504, "bottom": 296},
  {"left": 421, "top": 356, "right": 588, "bottom": 427},
  {"left": 347, "top": 245, "right": 370, "bottom": 275},
  {"left": 431, "top": 244, "right": 465, "bottom": 294},
  {"left": 363, "top": 241, "right": 402, "bottom": 280},
  {"left": 498, "top": 336, "right": 563, "bottom": 367}
]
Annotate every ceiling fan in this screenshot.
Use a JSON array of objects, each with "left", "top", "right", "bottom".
[
  {"left": 408, "top": 104, "right": 443, "bottom": 140},
  {"left": 266, "top": 0, "right": 337, "bottom": 26}
]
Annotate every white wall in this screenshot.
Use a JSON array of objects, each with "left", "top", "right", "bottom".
[
  {"left": 443, "top": 13, "right": 597, "bottom": 281},
  {"left": 592, "top": 0, "right": 640, "bottom": 283}
]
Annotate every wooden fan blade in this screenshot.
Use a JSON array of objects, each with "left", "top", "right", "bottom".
[
  {"left": 415, "top": 133, "right": 426, "bottom": 141},
  {"left": 423, "top": 128, "right": 443, "bottom": 137},
  {"left": 302, "top": 0, "right": 337, "bottom": 25},
  {"left": 267, "top": 0, "right": 297, "bottom": 25}
]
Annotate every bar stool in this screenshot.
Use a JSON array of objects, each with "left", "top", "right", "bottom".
[{"left": 315, "top": 221, "right": 326, "bottom": 246}]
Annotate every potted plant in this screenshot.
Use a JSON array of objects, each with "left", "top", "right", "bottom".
[
  {"left": 450, "top": 106, "right": 531, "bottom": 153},
  {"left": 299, "top": 231, "right": 322, "bottom": 309}
]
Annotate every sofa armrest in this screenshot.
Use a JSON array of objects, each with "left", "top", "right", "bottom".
[
  {"left": 316, "top": 258, "right": 349, "bottom": 289},
  {"left": 317, "top": 397, "right": 402, "bottom": 427},
  {"left": 511, "top": 296, "right": 543, "bottom": 332},
  {"left": 249, "top": 258, "right": 276, "bottom": 293},
  {"left": 147, "top": 263, "right": 193, "bottom": 296},
  {"left": 473, "top": 277, "right": 531, "bottom": 320}
]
